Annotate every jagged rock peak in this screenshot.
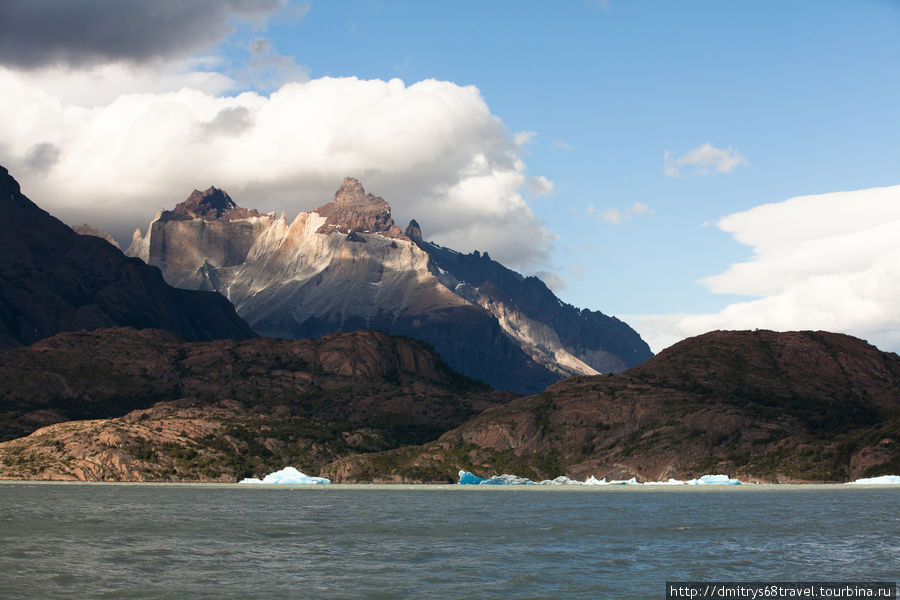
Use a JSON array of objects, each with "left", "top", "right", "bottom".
[
  {"left": 406, "top": 219, "right": 423, "bottom": 244},
  {"left": 315, "top": 177, "right": 407, "bottom": 239},
  {"left": 159, "top": 187, "right": 262, "bottom": 222},
  {"left": 72, "top": 223, "right": 120, "bottom": 249},
  {"left": 334, "top": 177, "right": 380, "bottom": 205}
]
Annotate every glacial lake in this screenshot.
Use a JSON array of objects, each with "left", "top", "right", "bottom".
[{"left": 0, "top": 482, "right": 897, "bottom": 599}]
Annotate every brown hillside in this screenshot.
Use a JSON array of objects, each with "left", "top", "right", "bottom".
[{"left": 324, "top": 330, "right": 900, "bottom": 483}]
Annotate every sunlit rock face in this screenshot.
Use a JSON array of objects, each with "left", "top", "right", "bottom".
[{"left": 127, "top": 178, "right": 652, "bottom": 393}]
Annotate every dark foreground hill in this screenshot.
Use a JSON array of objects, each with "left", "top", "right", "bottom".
[
  {"left": 0, "top": 165, "right": 255, "bottom": 350},
  {"left": 2, "top": 329, "right": 896, "bottom": 483},
  {"left": 324, "top": 330, "right": 900, "bottom": 483},
  {"left": 0, "top": 328, "right": 512, "bottom": 481}
]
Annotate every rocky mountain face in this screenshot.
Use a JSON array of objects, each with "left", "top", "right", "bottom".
[
  {"left": 126, "top": 177, "right": 651, "bottom": 393},
  {"left": 0, "top": 166, "right": 255, "bottom": 351},
  {"left": 0, "top": 327, "right": 512, "bottom": 481},
  {"left": 324, "top": 330, "right": 900, "bottom": 484}
]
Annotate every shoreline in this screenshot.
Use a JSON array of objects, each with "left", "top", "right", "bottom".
[{"left": 2, "top": 479, "right": 899, "bottom": 490}]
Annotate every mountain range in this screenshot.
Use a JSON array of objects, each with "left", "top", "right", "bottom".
[
  {"left": 124, "top": 178, "right": 652, "bottom": 394},
  {"left": 0, "top": 164, "right": 896, "bottom": 484}
]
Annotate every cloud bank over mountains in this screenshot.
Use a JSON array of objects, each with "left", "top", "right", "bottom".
[
  {"left": 0, "top": 68, "right": 553, "bottom": 269},
  {"left": 633, "top": 185, "right": 900, "bottom": 353},
  {"left": 0, "top": 1, "right": 552, "bottom": 269}
]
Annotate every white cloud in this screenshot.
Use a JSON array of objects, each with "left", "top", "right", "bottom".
[
  {"left": 591, "top": 201, "right": 654, "bottom": 225},
  {"left": 601, "top": 208, "right": 625, "bottom": 225},
  {"left": 0, "top": 68, "right": 553, "bottom": 269},
  {"left": 630, "top": 185, "right": 900, "bottom": 354},
  {"left": 513, "top": 130, "right": 537, "bottom": 148},
  {"left": 664, "top": 142, "right": 748, "bottom": 178}
]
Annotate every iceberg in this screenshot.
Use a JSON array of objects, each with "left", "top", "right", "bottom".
[
  {"left": 457, "top": 470, "right": 746, "bottom": 486},
  {"left": 239, "top": 466, "right": 331, "bottom": 485},
  {"left": 457, "top": 470, "right": 535, "bottom": 485},
  {"left": 685, "top": 474, "right": 741, "bottom": 485},
  {"left": 607, "top": 477, "right": 638, "bottom": 485},
  {"left": 538, "top": 476, "right": 590, "bottom": 486},
  {"left": 846, "top": 475, "right": 900, "bottom": 485}
]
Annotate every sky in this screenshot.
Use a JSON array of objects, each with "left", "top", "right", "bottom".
[{"left": 1, "top": 0, "right": 899, "bottom": 354}]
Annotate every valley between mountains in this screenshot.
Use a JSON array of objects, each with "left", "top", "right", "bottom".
[{"left": 0, "top": 165, "right": 897, "bottom": 483}]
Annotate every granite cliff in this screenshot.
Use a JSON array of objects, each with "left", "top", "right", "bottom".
[{"left": 126, "top": 178, "right": 652, "bottom": 393}]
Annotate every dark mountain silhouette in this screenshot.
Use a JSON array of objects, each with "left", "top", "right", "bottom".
[{"left": 0, "top": 166, "right": 255, "bottom": 350}]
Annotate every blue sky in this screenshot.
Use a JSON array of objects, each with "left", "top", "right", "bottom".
[{"left": 2, "top": 1, "right": 899, "bottom": 352}]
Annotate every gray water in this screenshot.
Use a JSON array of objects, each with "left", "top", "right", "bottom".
[{"left": 0, "top": 483, "right": 897, "bottom": 599}]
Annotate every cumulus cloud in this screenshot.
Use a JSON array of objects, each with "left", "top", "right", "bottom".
[
  {"left": 630, "top": 185, "right": 900, "bottom": 353},
  {"left": 664, "top": 143, "right": 748, "bottom": 178},
  {"left": 0, "top": 70, "right": 553, "bottom": 269},
  {"left": 0, "top": 0, "right": 287, "bottom": 69}
]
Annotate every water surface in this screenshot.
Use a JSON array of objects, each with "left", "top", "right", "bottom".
[{"left": 0, "top": 482, "right": 897, "bottom": 599}]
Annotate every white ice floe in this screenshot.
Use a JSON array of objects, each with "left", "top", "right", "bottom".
[
  {"left": 643, "top": 478, "right": 687, "bottom": 486},
  {"left": 685, "top": 474, "right": 741, "bottom": 485},
  {"left": 239, "top": 466, "right": 331, "bottom": 485},
  {"left": 846, "top": 475, "right": 900, "bottom": 485}
]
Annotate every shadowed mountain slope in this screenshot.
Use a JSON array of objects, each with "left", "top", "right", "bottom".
[{"left": 0, "top": 166, "right": 255, "bottom": 351}]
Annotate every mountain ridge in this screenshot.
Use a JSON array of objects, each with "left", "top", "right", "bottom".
[
  {"left": 126, "top": 178, "right": 652, "bottom": 393},
  {"left": 0, "top": 166, "right": 256, "bottom": 351}
]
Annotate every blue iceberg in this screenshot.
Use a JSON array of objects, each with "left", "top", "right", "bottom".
[
  {"left": 239, "top": 466, "right": 331, "bottom": 485},
  {"left": 457, "top": 470, "right": 535, "bottom": 485}
]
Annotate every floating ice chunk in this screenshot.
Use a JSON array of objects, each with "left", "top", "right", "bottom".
[
  {"left": 457, "top": 470, "right": 534, "bottom": 485},
  {"left": 239, "top": 466, "right": 331, "bottom": 485},
  {"left": 538, "top": 476, "right": 584, "bottom": 486},
  {"left": 457, "top": 470, "right": 485, "bottom": 485},
  {"left": 643, "top": 478, "right": 686, "bottom": 486},
  {"left": 583, "top": 476, "right": 607, "bottom": 486},
  {"left": 685, "top": 474, "right": 741, "bottom": 485},
  {"left": 846, "top": 475, "right": 900, "bottom": 485},
  {"left": 607, "top": 477, "right": 638, "bottom": 485}
]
